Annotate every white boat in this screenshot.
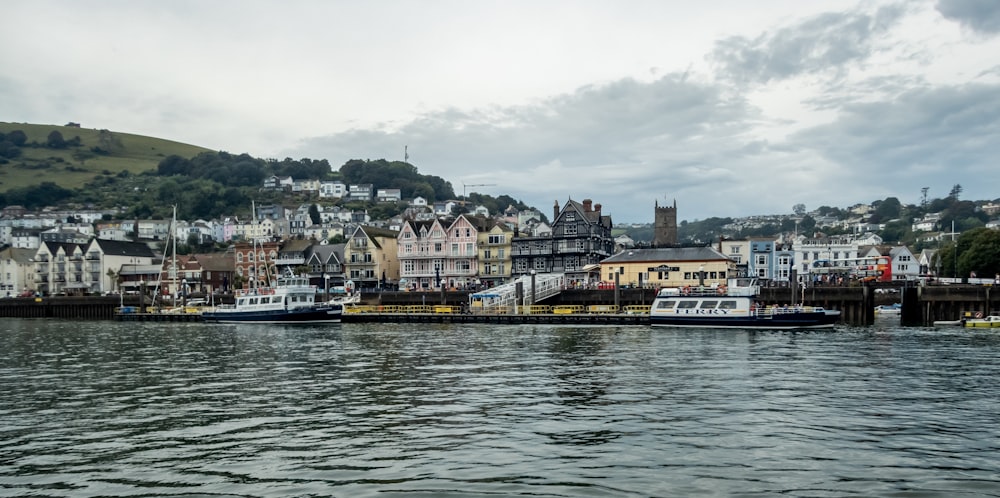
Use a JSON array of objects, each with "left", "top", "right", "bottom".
[
  {"left": 649, "top": 278, "right": 840, "bottom": 329},
  {"left": 875, "top": 303, "right": 901, "bottom": 317},
  {"left": 202, "top": 275, "right": 342, "bottom": 324}
]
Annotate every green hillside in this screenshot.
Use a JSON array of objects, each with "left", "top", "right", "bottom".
[{"left": 0, "top": 122, "right": 211, "bottom": 191}]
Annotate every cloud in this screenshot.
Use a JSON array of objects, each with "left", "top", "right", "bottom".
[
  {"left": 286, "top": 73, "right": 762, "bottom": 222},
  {"left": 936, "top": 0, "right": 1000, "bottom": 35},
  {"left": 710, "top": 5, "right": 907, "bottom": 85},
  {"left": 793, "top": 82, "right": 1000, "bottom": 202}
]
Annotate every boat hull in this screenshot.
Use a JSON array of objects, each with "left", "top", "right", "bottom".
[
  {"left": 202, "top": 305, "right": 342, "bottom": 324},
  {"left": 650, "top": 312, "right": 839, "bottom": 330}
]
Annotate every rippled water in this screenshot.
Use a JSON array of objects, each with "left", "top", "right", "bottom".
[{"left": 2, "top": 319, "right": 1000, "bottom": 497}]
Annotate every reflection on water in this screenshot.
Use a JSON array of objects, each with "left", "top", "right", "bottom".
[{"left": 2, "top": 319, "right": 1000, "bottom": 497}]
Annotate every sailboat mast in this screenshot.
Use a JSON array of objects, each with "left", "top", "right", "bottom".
[{"left": 172, "top": 205, "right": 178, "bottom": 301}]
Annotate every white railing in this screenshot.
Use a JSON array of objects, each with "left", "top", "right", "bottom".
[{"left": 469, "top": 272, "right": 565, "bottom": 311}]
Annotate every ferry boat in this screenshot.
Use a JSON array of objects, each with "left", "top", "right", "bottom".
[
  {"left": 649, "top": 278, "right": 840, "bottom": 329},
  {"left": 202, "top": 275, "right": 342, "bottom": 324}
]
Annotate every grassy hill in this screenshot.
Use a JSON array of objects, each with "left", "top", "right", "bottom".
[{"left": 0, "top": 122, "right": 212, "bottom": 191}]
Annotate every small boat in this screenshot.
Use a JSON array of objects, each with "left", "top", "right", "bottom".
[
  {"left": 875, "top": 303, "right": 901, "bottom": 317},
  {"left": 202, "top": 275, "right": 342, "bottom": 324},
  {"left": 963, "top": 315, "right": 1000, "bottom": 328},
  {"left": 649, "top": 278, "right": 840, "bottom": 329}
]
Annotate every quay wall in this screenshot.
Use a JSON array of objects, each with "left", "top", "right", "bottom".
[{"left": 0, "top": 286, "right": 993, "bottom": 326}]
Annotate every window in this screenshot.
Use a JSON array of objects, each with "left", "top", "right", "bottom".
[
  {"left": 488, "top": 234, "right": 505, "bottom": 244},
  {"left": 564, "top": 224, "right": 577, "bottom": 235},
  {"left": 699, "top": 300, "right": 718, "bottom": 309},
  {"left": 676, "top": 301, "right": 698, "bottom": 309},
  {"left": 533, "top": 259, "right": 546, "bottom": 270},
  {"left": 718, "top": 300, "right": 738, "bottom": 309},
  {"left": 756, "top": 255, "right": 767, "bottom": 266},
  {"left": 657, "top": 300, "right": 676, "bottom": 309},
  {"left": 435, "top": 243, "right": 442, "bottom": 252}
]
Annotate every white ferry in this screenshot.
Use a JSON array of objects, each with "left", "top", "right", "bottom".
[{"left": 649, "top": 278, "right": 840, "bottom": 329}]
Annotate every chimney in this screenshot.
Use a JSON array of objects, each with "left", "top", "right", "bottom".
[
  {"left": 594, "top": 203, "right": 601, "bottom": 215},
  {"left": 583, "top": 199, "right": 592, "bottom": 212},
  {"left": 554, "top": 200, "right": 559, "bottom": 221}
]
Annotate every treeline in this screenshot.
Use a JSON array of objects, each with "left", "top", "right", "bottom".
[
  {"left": 0, "top": 127, "right": 110, "bottom": 160},
  {"left": 1, "top": 150, "right": 534, "bottom": 221}
]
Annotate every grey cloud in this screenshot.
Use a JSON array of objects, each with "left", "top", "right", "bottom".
[
  {"left": 286, "top": 74, "right": 761, "bottom": 221},
  {"left": 936, "top": 0, "right": 1000, "bottom": 34},
  {"left": 794, "top": 83, "right": 1000, "bottom": 200},
  {"left": 711, "top": 5, "right": 906, "bottom": 85}
]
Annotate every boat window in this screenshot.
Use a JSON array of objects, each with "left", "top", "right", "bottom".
[
  {"left": 249, "top": 298, "right": 257, "bottom": 305},
  {"left": 699, "top": 300, "right": 718, "bottom": 309},
  {"left": 676, "top": 301, "right": 698, "bottom": 309},
  {"left": 718, "top": 300, "right": 738, "bottom": 310},
  {"left": 657, "top": 300, "right": 676, "bottom": 309}
]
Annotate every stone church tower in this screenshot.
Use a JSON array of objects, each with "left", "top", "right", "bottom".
[{"left": 653, "top": 199, "right": 678, "bottom": 247}]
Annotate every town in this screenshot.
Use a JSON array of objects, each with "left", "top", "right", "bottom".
[{"left": 3, "top": 183, "right": 999, "bottom": 300}]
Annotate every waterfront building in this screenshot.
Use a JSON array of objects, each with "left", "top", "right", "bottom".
[
  {"left": 475, "top": 218, "right": 513, "bottom": 289},
  {"left": 86, "top": 239, "right": 157, "bottom": 294},
  {"left": 344, "top": 225, "right": 399, "bottom": 290},
  {"left": 0, "top": 246, "right": 36, "bottom": 296},
  {"left": 599, "top": 247, "right": 733, "bottom": 289},
  {"left": 232, "top": 241, "right": 280, "bottom": 288},
  {"left": 397, "top": 215, "right": 479, "bottom": 291},
  {"left": 511, "top": 198, "right": 614, "bottom": 281}
]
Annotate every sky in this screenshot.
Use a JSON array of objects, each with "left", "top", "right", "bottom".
[{"left": 3, "top": 0, "right": 1000, "bottom": 224}]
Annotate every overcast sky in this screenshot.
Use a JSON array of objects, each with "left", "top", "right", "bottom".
[{"left": 4, "top": 0, "right": 1000, "bottom": 223}]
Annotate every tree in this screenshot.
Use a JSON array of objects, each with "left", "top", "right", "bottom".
[
  {"left": 5, "top": 129, "right": 27, "bottom": 146},
  {"left": 0, "top": 140, "right": 21, "bottom": 159},
  {"left": 106, "top": 268, "right": 120, "bottom": 293},
  {"left": 308, "top": 204, "right": 321, "bottom": 225},
  {"left": 792, "top": 203, "right": 806, "bottom": 216},
  {"left": 949, "top": 184, "right": 963, "bottom": 199},
  {"left": 46, "top": 130, "right": 67, "bottom": 149}
]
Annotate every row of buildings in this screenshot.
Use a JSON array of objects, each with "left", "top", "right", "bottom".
[{"left": 1, "top": 195, "right": 937, "bottom": 299}]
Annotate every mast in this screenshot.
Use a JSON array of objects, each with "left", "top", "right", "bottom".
[{"left": 171, "top": 205, "right": 178, "bottom": 304}]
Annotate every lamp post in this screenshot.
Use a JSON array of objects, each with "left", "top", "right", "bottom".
[
  {"left": 324, "top": 273, "right": 329, "bottom": 302},
  {"left": 530, "top": 269, "right": 536, "bottom": 305},
  {"left": 181, "top": 278, "right": 187, "bottom": 305}
]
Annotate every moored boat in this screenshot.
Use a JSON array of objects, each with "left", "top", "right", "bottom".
[
  {"left": 875, "top": 303, "right": 901, "bottom": 317},
  {"left": 649, "top": 278, "right": 840, "bottom": 329},
  {"left": 202, "top": 275, "right": 342, "bottom": 324},
  {"left": 963, "top": 315, "right": 1000, "bottom": 328}
]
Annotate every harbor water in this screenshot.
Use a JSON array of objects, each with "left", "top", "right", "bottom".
[{"left": 2, "top": 319, "right": 999, "bottom": 497}]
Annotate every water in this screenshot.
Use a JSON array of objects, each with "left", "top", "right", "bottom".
[{"left": 2, "top": 319, "right": 1000, "bottom": 497}]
